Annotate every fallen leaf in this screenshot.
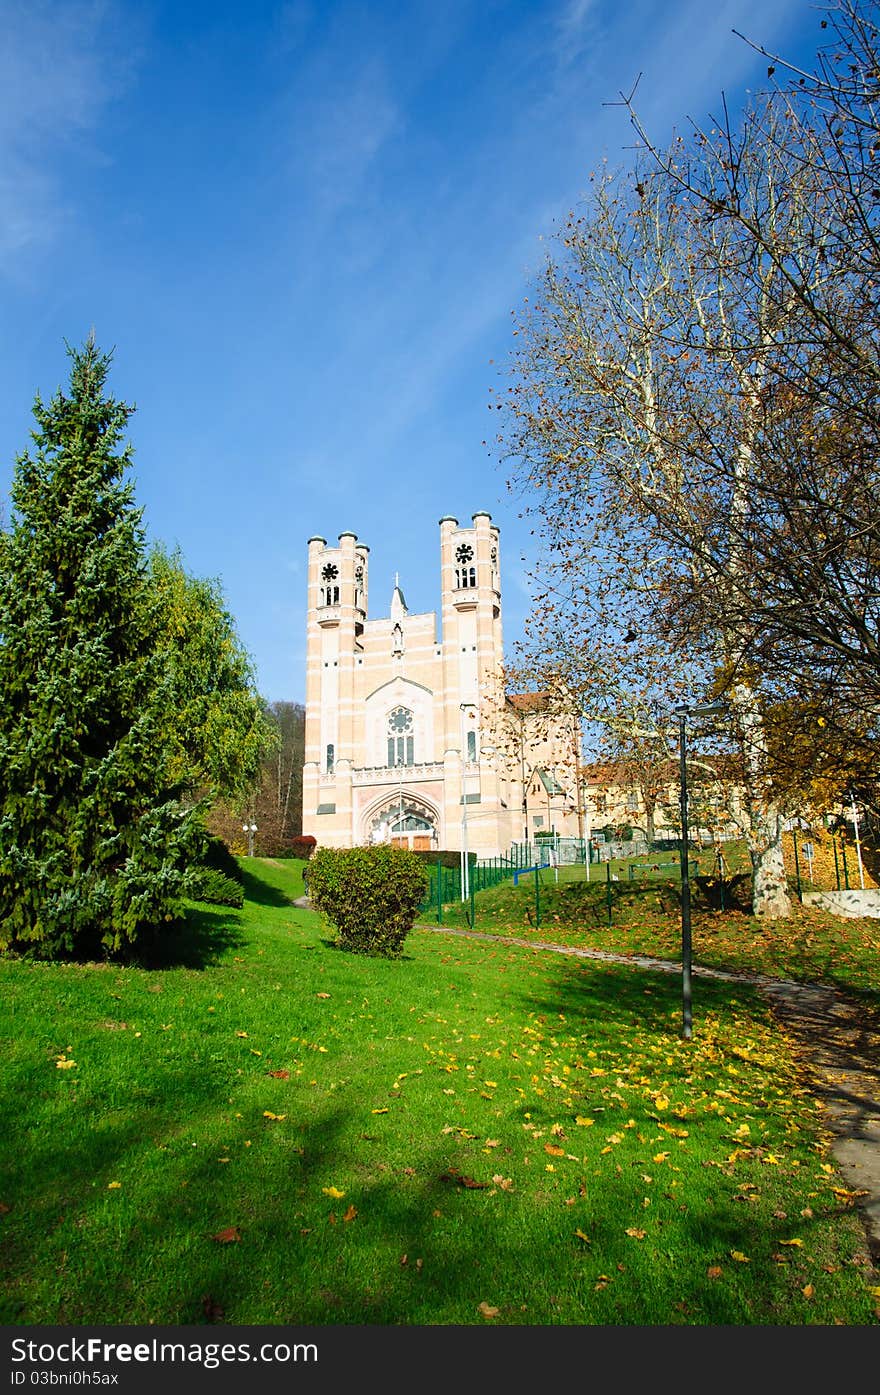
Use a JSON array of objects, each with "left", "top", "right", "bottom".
[
  {"left": 322, "top": 1186, "right": 346, "bottom": 1200},
  {"left": 707, "top": 1266, "right": 723, "bottom": 1279},
  {"left": 107, "top": 1181, "right": 121, "bottom": 1190},
  {"left": 440, "top": 1170, "right": 489, "bottom": 1189},
  {"left": 478, "top": 1302, "right": 500, "bottom": 1320},
  {"left": 544, "top": 1144, "right": 565, "bottom": 1157},
  {"left": 372, "top": 1108, "right": 389, "bottom": 1115},
  {"left": 730, "top": 1251, "right": 750, "bottom": 1263},
  {"left": 263, "top": 1111, "right": 287, "bottom": 1121},
  {"left": 342, "top": 1205, "right": 357, "bottom": 1223},
  {"left": 625, "top": 1227, "right": 646, "bottom": 1240},
  {"left": 779, "top": 1238, "right": 804, "bottom": 1247},
  {"left": 201, "top": 1295, "right": 225, "bottom": 1322},
  {"left": 267, "top": 1070, "right": 290, "bottom": 1080},
  {"left": 575, "top": 1229, "right": 591, "bottom": 1244},
  {"left": 803, "top": 1283, "right": 814, "bottom": 1299},
  {"left": 316, "top": 993, "right": 331, "bottom": 999},
  {"left": 211, "top": 1227, "right": 241, "bottom": 1244}
]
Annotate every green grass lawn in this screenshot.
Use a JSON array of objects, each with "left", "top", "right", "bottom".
[
  {"left": 428, "top": 859, "right": 880, "bottom": 1005},
  {"left": 0, "top": 857, "right": 877, "bottom": 1326}
]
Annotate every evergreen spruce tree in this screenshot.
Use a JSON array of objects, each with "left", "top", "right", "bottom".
[{"left": 0, "top": 337, "right": 203, "bottom": 958}]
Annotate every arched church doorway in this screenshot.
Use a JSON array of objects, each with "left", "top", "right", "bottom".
[{"left": 366, "top": 796, "right": 439, "bottom": 851}]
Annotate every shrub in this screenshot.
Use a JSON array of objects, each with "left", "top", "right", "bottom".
[
  {"left": 409, "top": 848, "right": 475, "bottom": 871},
  {"left": 289, "top": 835, "right": 317, "bottom": 860},
  {"left": 190, "top": 867, "right": 244, "bottom": 909},
  {"left": 307, "top": 844, "right": 429, "bottom": 957},
  {"left": 201, "top": 833, "right": 245, "bottom": 885}
]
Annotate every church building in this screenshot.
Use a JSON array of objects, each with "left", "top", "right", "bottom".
[{"left": 302, "top": 513, "right": 583, "bottom": 857}]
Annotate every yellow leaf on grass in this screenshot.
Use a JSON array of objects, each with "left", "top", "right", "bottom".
[
  {"left": 707, "top": 1266, "right": 723, "bottom": 1279},
  {"left": 653, "top": 1095, "right": 669, "bottom": 1111},
  {"left": 575, "top": 1229, "right": 591, "bottom": 1244},
  {"left": 342, "top": 1205, "right": 357, "bottom": 1223},
  {"left": 575, "top": 1116, "right": 594, "bottom": 1127},
  {"left": 652, "top": 1152, "right": 670, "bottom": 1163},
  {"left": 322, "top": 1186, "right": 346, "bottom": 1200},
  {"left": 372, "top": 1108, "right": 389, "bottom": 1115},
  {"left": 803, "top": 1283, "right": 814, "bottom": 1299},
  {"left": 730, "top": 1251, "right": 750, "bottom": 1263},
  {"left": 779, "top": 1238, "right": 804, "bottom": 1247},
  {"left": 263, "top": 1111, "right": 287, "bottom": 1121},
  {"left": 478, "top": 1302, "right": 500, "bottom": 1320},
  {"left": 625, "top": 1227, "right": 646, "bottom": 1240},
  {"left": 56, "top": 1058, "right": 77, "bottom": 1070},
  {"left": 107, "top": 1181, "right": 121, "bottom": 1189},
  {"left": 544, "top": 1144, "right": 565, "bottom": 1157}
]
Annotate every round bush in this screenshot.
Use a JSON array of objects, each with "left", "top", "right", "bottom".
[{"left": 307, "top": 844, "right": 429, "bottom": 957}]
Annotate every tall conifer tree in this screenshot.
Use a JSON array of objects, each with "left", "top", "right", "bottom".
[{"left": 0, "top": 337, "right": 202, "bottom": 957}]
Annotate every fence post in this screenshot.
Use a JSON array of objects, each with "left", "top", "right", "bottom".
[
  {"left": 436, "top": 857, "right": 443, "bottom": 924},
  {"left": 832, "top": 837, "right": 841, "bottom": 891},
  {"left": 469, "top": 867, "right": 475, "bottom": 929},
  {"left": 606, "top": 860, "right": 612, "bottom": 926},
  {"left": 841, "top": 837, "right": 850, "bottom": 890},
  {"left": 534, "top": 864, "right": 540, "bottom": 931}
]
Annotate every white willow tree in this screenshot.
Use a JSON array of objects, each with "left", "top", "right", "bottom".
[{"left": 499, "top": 97, "right": 841, "bottom": 918}]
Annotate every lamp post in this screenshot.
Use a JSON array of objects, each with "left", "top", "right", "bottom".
[
  {"left": 460, "top": 703, "right": 477, "bottom": 903},
  {"left": 242, "top": 821, "right": 257, "bottom": 857},
  {"left": 674, "top": 700, "right": 727, "bottom": 1040}
]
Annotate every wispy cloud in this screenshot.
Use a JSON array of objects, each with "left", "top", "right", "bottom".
[{"left": 0, "top": 0, "right": 141, "bottom": 262}]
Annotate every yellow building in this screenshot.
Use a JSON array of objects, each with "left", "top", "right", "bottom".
[{"left": 302, "top": 514, "right": 583, "bottom": 856}]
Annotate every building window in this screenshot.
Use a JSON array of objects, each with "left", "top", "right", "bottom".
[
  {"left": 387, "top": 707, "right": 414, "bottom": 767},
  {"left": 454, "top": 543, "right": 476, "bottom": 589},
  {"left": 321, "top": 563, "right": 339, "bottom": 606},
  {"left": 626, "top": 789, "right": 639, "bottom": 813},
  {"left": 466, "top": 729, "right": 477, "bottom": 761},
  {"left": 325, "top": 743, "right": 334, "bottom": 773}
]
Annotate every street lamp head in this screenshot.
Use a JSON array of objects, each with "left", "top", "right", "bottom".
[{"left": 674, "top": 700, "right": 729, "bottom": 719}]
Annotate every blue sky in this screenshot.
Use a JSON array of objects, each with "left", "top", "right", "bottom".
[{"left": 0, "top": 0, "right": 824, "bottom": 704}]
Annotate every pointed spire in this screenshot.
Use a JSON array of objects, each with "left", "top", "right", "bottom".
[{"left": 391, "top": 574, "right": 407, "bottom": 619}]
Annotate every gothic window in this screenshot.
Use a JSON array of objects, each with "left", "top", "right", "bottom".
[
  {"left": 355, "top": 564, "right": 364, "bottom": 607},
  {"left": 321, "top": 563, "right": 339, "bottom": 606},
  {"left": 326, "top": 743, "right": 335, "bottom": 773},
  {"left": 466, "top": 729, "right": 477, "bottom": 761},
  {"left": 454, "top": 543, "right": 476, "bottom": 589},
  {"left": 387, "top": 707, "right": 414, "bottom": 767},
  {"left": 392, "top": 622, "right": 404, "bottom": 656}
]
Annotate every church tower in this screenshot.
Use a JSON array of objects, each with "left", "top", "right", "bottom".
[{"left": 302, "top": 513, "right": 514, "bottom": 854}]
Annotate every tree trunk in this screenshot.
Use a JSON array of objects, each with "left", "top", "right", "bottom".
[
  {"left": 749, "top": 806, "right": 791, "bottom": 918},
  {"left": 732, "top": 682, "right": 792, "bottom": 919}
]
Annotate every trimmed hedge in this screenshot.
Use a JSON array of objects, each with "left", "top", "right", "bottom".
[
  {"left": 307, "top": 844, "right": 429, "bottom": 957},
  {"left": 409, "top": 849, "right": 476, "bottom": 871}
]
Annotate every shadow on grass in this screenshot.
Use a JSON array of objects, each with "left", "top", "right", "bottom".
[
  {"left": 136, "top": 904, "right": 246, "bottom": 970},
  {"left": 239, "top": 866, "right": 297, "bottom": 908}
]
